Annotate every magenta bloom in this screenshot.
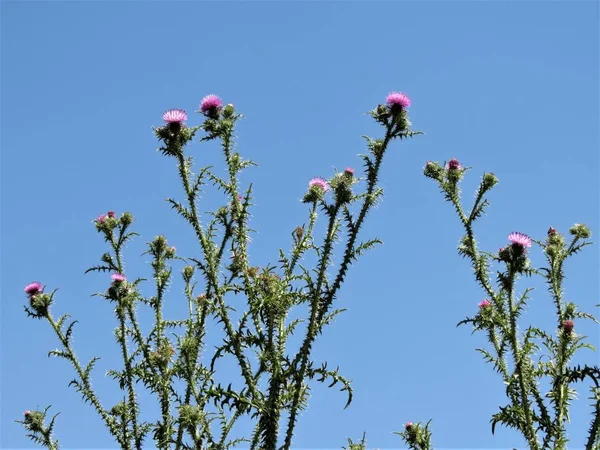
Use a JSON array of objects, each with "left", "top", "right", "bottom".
[
  {"left": 479, "top": 299, "right": 492, "bottom": 308},
  {"left": 344, "top": 167, "right": 355, "bottom": 176},
  {"left": 562, "top": 319, "right": 574, "bottom": 333},
  {"left": 548, "top": 227, "right": 557, "bottom": 236},
  {"left": 24, "top": 282, "right": 43, "bottom": 296},
  {"left": 508, "top": 232, "right": 532, "bottom": 249},
  {"left": 107, "top": 211, "right": 116, "bottom": 219},
  {"left": 309, "top": 177, "right": 330, "bottom": 192},
  {"left": 111, "top": 273, "right": 126, "bottom": 283},
  {"left": 96, "top": 214, "right": 107, "bottom": 223},
  {"left": 446, "top": 158, "right": 462, "bottom": 170},
  {"left": 162, "top": 109, "right": 187, "bottom": 123},
  {"left": 386, "top": 91, "right": 411, "bottom": 109},
  {"left": 200, "top": 94, "right": 222, "bottom": 113}
]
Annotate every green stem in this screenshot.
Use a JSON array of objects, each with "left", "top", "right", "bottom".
[
  {"left": 506, "top": 269, "right": 539, "bottom": 450},
  {"left": 45, "top": 312, "right": 125, "bottom": 448}
]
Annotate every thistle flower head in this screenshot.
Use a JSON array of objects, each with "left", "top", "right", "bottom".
[
  {"left": 446, "top": 158, "right": 462, "bottom": 170},
  {"left": 508, "top": 232, "right": 532, "bottom": 249},
  {"left": 405, "top": 422, "right": 413, "bottom": 429},
  {"left": 96, "top": 214, "right": 107, "bottom": 223},
  {"left": 111, "top": 273, "right": 126, "bottom": 283},
  {"left": 386, "top": 92, "right": 411, "bottom": 109},
  {"left": 24, "top": 282, "right": 43, "bottom": 296},
  {"left": 107, "top": 211, "right": 116, "bottom": 218},
  {"left": 478, "top": 299, "right": 492, "bottom": 308},
  {"left": 162, "top": 109, "right": 188, "bottom": 123},
  {"left": 309, "top": 177, "right": 329, "bottom": 192},
  {"left": 548, "top": 227, "right": 557, "bottom": 236},
  {"left": 562, "top": 319, "right": 574, "bottom": 333},
  {"left": 200, "top": 94, "right": 222, "bottom": 113},
  {"left": 24, "top": 410, "right": 31, "bottom": 416},
  {"left": 344, "top": 167, "right": 355, "bottom": 177}
]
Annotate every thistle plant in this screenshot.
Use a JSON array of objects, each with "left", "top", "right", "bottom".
[
  {"left": 422, "top": 159, "right": 600, "bottom": 450},
  {"left": 19, "top": 92, "right": 421, "bottom": 449}
]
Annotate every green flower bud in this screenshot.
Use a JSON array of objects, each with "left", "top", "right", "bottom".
[
  {"left": 182, "top": 265, "right": 195, "bottom": 283},
  {"left": 569, "top": 223, "right": 591, "bottom": 239},
  {"left": 120, "top": 212, "right": 134, "bottom": 226},
  {"left": 222, "top": 103, "right": 235, "bottom": 119},
  {"left": 423, "top": 161, "right": 443, "bottom": 181},
  {"left": 482, "top": 172, "right": 498, "bottom": 190}
]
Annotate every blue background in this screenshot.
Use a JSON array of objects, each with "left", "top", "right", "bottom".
[{"left": 1, "top": 1, "right": 598, "bottom": 448}]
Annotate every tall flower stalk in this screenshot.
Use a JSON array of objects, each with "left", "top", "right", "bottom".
[
  {"left": 19, "top": 93, "right": 421, "bottom": 449},
  {"left": 422, "top": 159, "right": 600, "bottom": 450}
]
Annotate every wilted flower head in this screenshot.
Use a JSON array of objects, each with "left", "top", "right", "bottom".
[
  {"left": 508, "top": 232, "right": 532, "bottom": 249},
  {"left": 200, "top": 94, "right": 222, "bottom": 113},
  {"left": 562, "top": 319, "right": 574, "bottom": 334},
  {"left": 386, "top": 92, "right": 411, "bottom": 109},
  {"left": 162, "top": 109, "right": 188, "bottom": 123},
  {"left": 111, "top": 273, "right": 126, "bottom": 283},
  {"left": 478, "top": 299, "right": 492, "bottom": 308},
  {"left": 446, "top": 158, "right": 462, "bottom": 170},
  {"left": 24, "top": 282, "right": 43, "bottom": 297},
  {"left": 309, "top": 177, "right": 329, "bottom": 192}
]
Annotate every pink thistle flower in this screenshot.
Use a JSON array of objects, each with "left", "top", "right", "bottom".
[
  {"left": 562, "top": 319, "right": 574, "bottom": 333},
  {"left": 508, "top": 232, "right": 532, "bottom": 249},
  {"left": 24, "top": 410, "right": 31, "bottom": 416},
  {"left": 107, "top": 211, "right": 116, "bottom": 219},
  {"left": 309, "top": 177, "right": 329, "bottom": 192},
  {"left": 200, "top": 94, "right": 222, "bottom": 113},
  {"left": 96, "top": 214, "right": 107, "bottom": 223},
  {"left": 111, "top": 273, "right": 126, "bottom": 283},
  {"left": 479, "top": 299, "right": 492, "bottom": 308},
  {"left": 445, "top": 158, "right": 462, "bottom": 170},
  {"left": 162, "top": 109, "right": 187, "bottom": 124},
  {"left": 344, "top": 167, "right": 355, "bottom": 176},
  {"left": 405, "top": 422, "right": 413, "bottom": 429},
  {"left": 24, "top": 282, "right": 43, "bottom": 297},
  {"left": 386, "top": 92, "right": 411, "bottom": 109}
]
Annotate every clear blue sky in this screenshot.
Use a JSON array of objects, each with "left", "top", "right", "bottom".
[{"left": 1, "top": 1, "right": 598, "bottom": 449}]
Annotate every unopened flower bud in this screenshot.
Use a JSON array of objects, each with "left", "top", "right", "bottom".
[
  {"left": 548, "top": 227, "right": 557, "bottom": 236},
  {"left": 423, "top": 161, "right": 443, "bottom": 181},
  {"left": 183, "top": 266, "right": 195, "bottom": 282},
  {"left": 222, "top": 103, "right": 235, "bottom": 118},
  {"left": 120, "top": 212, "right": 134, "bottom": 226},
  {"left": 482, "top": 172, "right": 498, "bottom": 190},
  {"left": 107, "top": 211, "right": 116, "bottom": 218},
  {"left": 569, "top": 223, "right": 591, "bottom": 239}
]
